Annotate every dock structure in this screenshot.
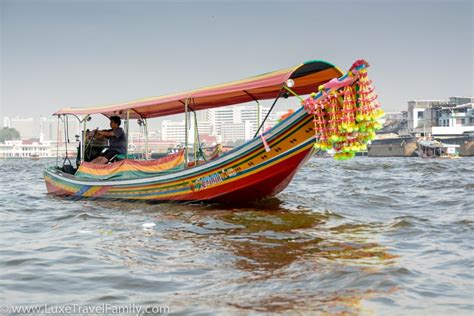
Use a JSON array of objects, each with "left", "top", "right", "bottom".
[{"left": 368, "top": 136, "right": 474, "bottom": 157}]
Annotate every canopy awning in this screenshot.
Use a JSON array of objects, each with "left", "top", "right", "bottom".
[{"left": 54, "top": 60, "right": 343, "bottom": 119}]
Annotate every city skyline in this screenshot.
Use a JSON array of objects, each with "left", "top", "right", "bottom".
[
  {"left": 1, "top": 0, "right": 472, "bottom": 121},
  {"left": 2, "top": 104, "right": 283, "bottom": 142}
]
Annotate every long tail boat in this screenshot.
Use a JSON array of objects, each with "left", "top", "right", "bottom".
[{"left": 44, "top": 59, "right": 383, "bottom": 202}]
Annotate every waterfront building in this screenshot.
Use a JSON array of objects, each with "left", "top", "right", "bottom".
[
  {"left": 380, "top": 111, "right": 408, "bottom": 135},
  {"left": 0, "top": 139, "right": 54, "bottom": 158},
  {"left": 433, "top": 103, "right": 474, "bottom": 136},
  {"left": 384, "top": 112, "right": 406, "bottom": 121},
  {"left": 407, "top": 100, "right": 446, "bottom": 132},
  {"left": 406, "top": 97, "right": 474, "bottom": 136}
]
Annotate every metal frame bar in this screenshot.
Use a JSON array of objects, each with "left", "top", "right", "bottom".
[
  {"left": 193, "top": 111, "right": 197, "bottom": 164},
  {"left": 254, "top": 86, "right": 284, "bottom": 137},
  {"left": 81, "top": 115, "right": 90, "bottom": 164},
  {"left": 125, "top": 110, "right": 130, "bottom": 159},
  {"left": 184, "top": 98, "right": 189, "bottom": 166},
  {"left": 144, "top": 118, "right": 149, "bottom": 160},
  {"left": 56, "top": 115, "right": 60, "bottom": 166}
]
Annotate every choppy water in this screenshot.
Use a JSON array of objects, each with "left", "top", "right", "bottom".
[{"left": 0, "top": 157, "right": 473, "bottom": 315}]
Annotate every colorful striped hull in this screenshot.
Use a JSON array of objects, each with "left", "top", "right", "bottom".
[{"left": 44, "top": 108, "right": 316, "bottom": 203}]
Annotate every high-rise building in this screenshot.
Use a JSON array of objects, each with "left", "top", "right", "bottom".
[
  {"left": 2, "top": 116, "right": 80, "bottom": 141},
  {"left": 9, "top": 117, "right": 37, "bottom": 139},
  {"left": 162, "top": 120, "right": 186, "bottom": 143},
  {"left": 162, "top": 120, "right": 212, "bottom": 144},
  {"left": 3, "top": 117, "right": 11, "bottom": 129},
  {"left": 208, "top": 105, "right": 277, "bottom": 140},
  {"left": 40, "top": 116, "right": 80, "bottom": 141},
  {"left": 220, "top": 121, "right": 253, "bottom": 143}
]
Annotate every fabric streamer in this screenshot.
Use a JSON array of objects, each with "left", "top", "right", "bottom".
[{"left": 260, "top": 133, "right": 271, "bottom": 152}]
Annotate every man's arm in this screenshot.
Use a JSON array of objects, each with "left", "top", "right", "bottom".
[{"left": 97, "top": 130, "right": 115, "bottom": 138}]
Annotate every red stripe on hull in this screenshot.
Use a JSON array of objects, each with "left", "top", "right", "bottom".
[{"left": 167, "top": 146, "right": 314, "bottom": 203}]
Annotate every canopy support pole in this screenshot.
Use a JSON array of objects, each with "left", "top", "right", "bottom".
[
  {"left": 56, "top": 115, "right": 60, "bottom": 167},
  {"left": 254, "top": 87, "right": 284, "bottom": 137},
  {"left": 63, "top": 115, "right": 71, "bottom": 166},
  {"left": 81, "top": 115, "right": 89, "bottom": 164},
  {"left": 144, "top": 118, "right": 149, "bottom": 160},
  {"left": 125, "top": 110, "right": 130, "bottom": 159},
  {"left": 193, "top": 111, "right": 198, "bottom": 165},
  {"left": 184, "top": 98, "right": 189, "bottom": 167}
]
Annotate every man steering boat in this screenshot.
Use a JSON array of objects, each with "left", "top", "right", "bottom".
[{"left": 89, "top": 116, "right": 127, "bottom": 164}]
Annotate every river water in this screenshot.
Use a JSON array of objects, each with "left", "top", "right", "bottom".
[{"left": 0, "top": 157, "right": 472, "bottom": 315}]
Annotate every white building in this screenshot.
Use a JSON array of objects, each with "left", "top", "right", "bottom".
[
  {"left": 433, "top": 103, "right": 474, "bottom": 136},
  {"left": 0, "top": 139, "right": 54, "bottom": 158},
  {"left": 208, "top": 107, "right": 237, "bottom": 136},
  {"left": 240, "top": 105, "right": 277, "bottom": 135},
  {"left": 220, "top": 121, "right": 253, "bottom": 143},
  {"left": 405, "top": 97, "right": 474, "bottom": 136},
  {"left": 407, "top": 100, "right": 445, "bottom": 132},
  {"left": 208, "top": 105, "right": 276, "bottom": 140},
  {"left": 161, "top": 120, "right": 186, "bottom": 143},
  {"left": 161, "top": 120, "right": 211, "bottom": 144},
  {"left": 3, "top": 117, "right": 11, "bottom": 128},
  {"left": 161, "top": 105, "right": 287, "bottom": 144}
]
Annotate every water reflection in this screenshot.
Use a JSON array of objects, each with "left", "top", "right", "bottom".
[{"left": 93, "top": 198, "right": 397, "bottom": 314}]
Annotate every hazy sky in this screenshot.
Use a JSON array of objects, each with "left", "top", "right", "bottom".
[{"left": 1, "top": 0, "right": 473, "bottom": 122}]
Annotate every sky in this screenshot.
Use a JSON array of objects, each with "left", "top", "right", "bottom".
[{"left": 1, "top": 0, "right": 473, "bottom": 125}]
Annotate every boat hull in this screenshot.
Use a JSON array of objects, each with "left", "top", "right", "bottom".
[{"left": 44, "top": 108, "right": 316, "bottom": 203}]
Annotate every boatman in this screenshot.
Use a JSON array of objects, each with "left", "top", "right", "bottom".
[{"left": 90, "top": 116, "right": 127, "bottom": 164}]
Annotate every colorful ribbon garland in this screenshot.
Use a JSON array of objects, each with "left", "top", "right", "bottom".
[{"left": 302, "top": 60, "right": 384, "bottom": 160}]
